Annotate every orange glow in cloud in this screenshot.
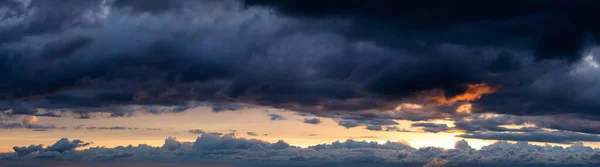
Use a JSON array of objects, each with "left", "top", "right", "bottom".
[
  {"left": 22, "top": 115, "right": 38, "bottom": 125},
  {"left": 431, "top": 83, "right": 498, "bottom": 105},
  {"left": 456, "top": 103, "right": 472, "bottom": 114}
]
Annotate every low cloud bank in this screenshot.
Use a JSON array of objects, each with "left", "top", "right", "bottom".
[{"left": 3, "top": 135, "right": 600, "bottom": 166}]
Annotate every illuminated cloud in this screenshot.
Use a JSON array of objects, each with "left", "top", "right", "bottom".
[
  {"left": 455, "top": 103, "right": 472, "bottom": 114},
  {"left": 21, "top": 116, "right": 37, "bottom": 125},
  {"left": 427, "top": 83, "right": 498, "bottom": 105}
]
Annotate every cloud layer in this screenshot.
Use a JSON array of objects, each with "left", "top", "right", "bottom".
[
  {"left": 4, "top": 136, "right": 600, "bottom": 167},
  {"left": 1, "top": 0, "right": 600, "bottom": 146}
]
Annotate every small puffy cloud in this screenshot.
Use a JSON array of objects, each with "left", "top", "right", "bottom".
[
  {"left": 246, "top": 132, "right": 259, "bottom": 136},
  {"left": 162, "top": 137, "right": 183, "bottom": 151},
  {"left": 268, "top": 113, "right": 286, "bottom": 121},
  {"left": 337, "top": 119, "right": 361, "bottom": 129},
  {"left": 21, "top": 115, "right": 37, "bottom": 125},
  {"left": 303, "top": 118, "right": 321, "bottom": 124},
  {"left": 454, "top": 139, "right": 471, "bottom": 149}
]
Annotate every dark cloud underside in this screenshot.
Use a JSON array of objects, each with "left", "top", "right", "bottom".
[{"left": 0, "top": 0, "right": 600, "bottom": 145}]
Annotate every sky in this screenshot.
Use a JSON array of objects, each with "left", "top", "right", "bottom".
[{"left": 1, "top": 0, "right": 600, "bottom": 166}]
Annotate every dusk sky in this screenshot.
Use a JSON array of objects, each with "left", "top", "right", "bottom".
[{"left": 1, "top": 0, "right": 600, "bottom": 166}]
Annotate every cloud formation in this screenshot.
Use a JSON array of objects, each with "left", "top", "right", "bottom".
[
  {"left": 303, "top": 118, "right": 321, "bottom": 124},
  {"left": 1, "top": 0, "right": 600, "bottom": 146},
  {"left": 5, "top": 137, "right": 600, "bottom": 167},
  {"left": 0, "top": 0, "right": 596, "bottom": 120},
  {"left": 268, "top": 113, "right": 286, "bottom": 121}
]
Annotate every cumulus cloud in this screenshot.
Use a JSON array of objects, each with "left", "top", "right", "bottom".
[
  {"left": 6, "top": 137, "right": 600, "bottom": 166},
  {"left": 162, "top": 137, "right": 183, "bottom": 151},
  {"left": 12, "top": 145, "right": 44, "bottom": 157},
  {"left": 246, "top": 132, "right": 259, "bottom": 136},
  {"left": 310, "top": 140, "right": 414, "bottom": 151},
  {"left": 46, "top": 138, "right": 92, "bottom": 153},
  {"left": 454, "top": 139, "right": 472, "bottom": 150},
  {"left": 11, "top": 138, "right": 91, "bottom": 157},
  {"left": 193, "top": 133, "right": 292, "bottom": 151}
]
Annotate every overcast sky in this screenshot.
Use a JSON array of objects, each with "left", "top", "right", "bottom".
[{"left": 2, "top": 0, "right": 600, "bottom": 166}]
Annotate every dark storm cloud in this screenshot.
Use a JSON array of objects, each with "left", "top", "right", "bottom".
[
  {"left": 0, "top": 0, "right": 108, "bottom": 44},
  {"left": 1, "top": 0, "right": 497, "bottom": 118},
  {"left": 40, "top": 35, "right": 95, "bottom": 61},
  {"left": 244, "top": 0, "right": 600, "bottom": 62},
  {"left": 112, "top": 0, "right": 183, "bottom": 14},
  {"left": 1, "top": 0, "right": 600, "bottom": 145},
  {"left": 241, "top": 0, "right": 600, "bottom": 119}
]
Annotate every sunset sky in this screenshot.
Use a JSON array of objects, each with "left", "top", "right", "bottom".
[{"left": 2, "top": 0, "right": 600, "bottom": 166}]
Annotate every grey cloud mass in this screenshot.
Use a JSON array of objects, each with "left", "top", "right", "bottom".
[
  {"left": 4, "top": 136, "right": 600, "bottom": 167},
  {"left": 1, "top": 0, "right": 600, "bottom": 146},
  {"left": 0, "top": 0, "right": 596, "bottom": 120}
]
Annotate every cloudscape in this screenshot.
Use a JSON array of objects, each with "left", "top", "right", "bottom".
[{"left": 1, "top": 0, "right": 600, "bottom": 166}]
